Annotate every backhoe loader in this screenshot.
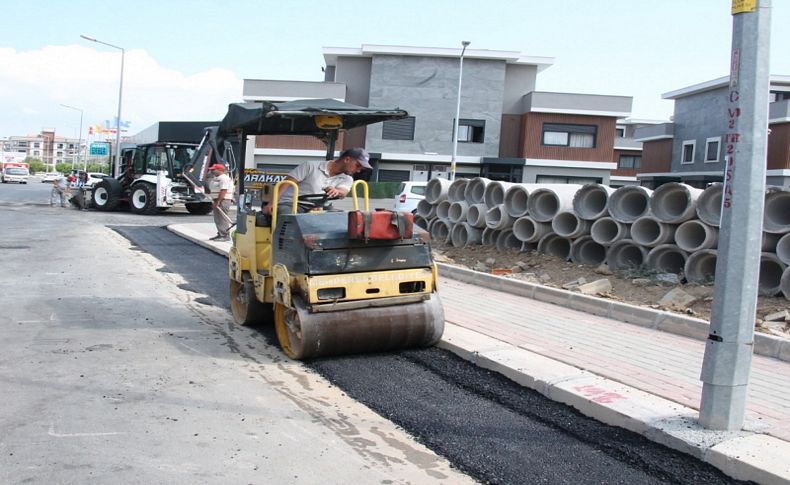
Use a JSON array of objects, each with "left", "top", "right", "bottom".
[{"left": 186, "top": 99, "right": 444, "bottom": 359}]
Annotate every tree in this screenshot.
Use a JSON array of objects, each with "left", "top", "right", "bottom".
[{"left": 24, "top": 157, "right": 45, "bottom": 174}]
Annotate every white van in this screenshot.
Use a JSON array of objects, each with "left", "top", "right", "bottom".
[{"left": 393, "top": 181, "right": 427, "bottom": 213}]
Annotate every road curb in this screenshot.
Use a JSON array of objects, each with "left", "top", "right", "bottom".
[{"left": 437, "top": 262, "right": 790, "bottom": 363}]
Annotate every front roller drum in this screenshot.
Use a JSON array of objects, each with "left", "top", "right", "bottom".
[{"left": 275, "top": 294, "right": 445, "bottom": 360}]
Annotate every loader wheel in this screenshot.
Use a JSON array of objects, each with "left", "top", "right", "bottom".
[
  {"left": 230, "top": 276, "right": 273, "bottom": 326},
  {"left": 274, "top": 299, "right": 307, "bottom": 360},
  {"left": 185, "top": 202, "right": 213, "bottom": 215},
  {"left": 92, "top": 179, "right": 121, "bottom": 211},
  {"left": 130, "top": 183, "right": 158, "bottom": 215}
]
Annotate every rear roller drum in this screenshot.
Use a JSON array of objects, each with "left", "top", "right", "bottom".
[{"left": 230, "top": 275, "right": 273, "bottom": 326}]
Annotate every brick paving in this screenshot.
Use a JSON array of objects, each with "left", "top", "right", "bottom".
[{"left": 441, "top": 277, "right": 790, "bottom": 442}]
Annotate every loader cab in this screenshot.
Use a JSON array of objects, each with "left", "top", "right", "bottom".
[{"left": 122, "top": 143, "right": 197, "bottom": 181}]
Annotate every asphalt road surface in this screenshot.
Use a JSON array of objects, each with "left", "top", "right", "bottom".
[{"left": 1, "top": 180, "right": 747, "bottom": 484}]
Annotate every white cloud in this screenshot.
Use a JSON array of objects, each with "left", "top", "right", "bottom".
[{"left": 0, "top": 45, "right": 242, "bottom": 138}]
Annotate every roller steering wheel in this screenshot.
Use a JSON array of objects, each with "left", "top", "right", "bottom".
[{"left": 297, "top": 193, "right": 333, "bottom": 212}]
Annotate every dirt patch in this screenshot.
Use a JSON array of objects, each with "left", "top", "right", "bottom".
[{"left": 433, "top": 243, "right": 790, "bottom": 339}]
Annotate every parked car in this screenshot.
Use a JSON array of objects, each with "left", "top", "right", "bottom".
[
  {"left": 40, "top": 172, "right": 61, "bottom": 183},
  {"left": 84, "top": 172, "right": 108, "bottom": 188},
  {"left": 392, "top": 181, "right": 427, "bottom": 213}
]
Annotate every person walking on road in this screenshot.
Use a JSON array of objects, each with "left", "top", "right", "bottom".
[
  {"left": 207, "top": 164, "right": 235, "bottom": 241},
  {"left": 50, "top": 175, "right": 70, "bottom": 207},
  {"left": 261, "top": 147, "right": 371, "bottom": 216}
]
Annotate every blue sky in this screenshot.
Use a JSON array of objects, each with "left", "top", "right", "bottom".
[{"left": 2, "top": 0, "right": 789, "bottom": 140}]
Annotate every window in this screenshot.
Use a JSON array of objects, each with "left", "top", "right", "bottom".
[
  {"left": 619, "top": 155, "right": 642, "bottom": 169},
  {"left": 705, "top": 137, "right": 720, "bottom": 163},
  {"left": 769, "top": 91, "right": 790, "bottom": 102},
  {"left": 455, "top": 119, "right": 485, "bottom": 143},
  {"left": 681, "top": 140, "right": 696, "bottom": 164},
  {"left": 542, "top": 123, "right": 597, "bottom": 148},
  {"left": 615, "top": 125, "right": 626, "bottom": 137},
  {"left": 382, "top": 117, "right": 415, "bottom": 140},
  {"left": 536, "top": 175, "right": 601, "bottom": 184}
]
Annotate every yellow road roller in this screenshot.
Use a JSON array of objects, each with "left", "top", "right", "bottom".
[{"left": 191, "top": 99, "right": 444, "bottom": 359}]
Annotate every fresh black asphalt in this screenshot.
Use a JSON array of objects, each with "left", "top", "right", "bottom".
[{"left": 113, "top": 225, "right": 749, "bottom": 485}]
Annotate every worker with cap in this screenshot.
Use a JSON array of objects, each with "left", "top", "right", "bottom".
[
  {"left": 207, "top": 163, "right": 235, "bottom": 241},
  {"left": 261, "top": 147, "right": 371, "bottom": 216}
]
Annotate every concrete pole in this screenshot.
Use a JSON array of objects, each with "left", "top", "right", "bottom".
[
  {"left": 699, "top": 0, "right": 771, "bottom": 430},
  {"left": 449, "top": 41, "right": 470, "bottom": 182}
]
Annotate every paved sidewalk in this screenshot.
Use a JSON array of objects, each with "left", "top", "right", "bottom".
[{"left": 169, "top": 222, "right": 790, "bottom": 484}]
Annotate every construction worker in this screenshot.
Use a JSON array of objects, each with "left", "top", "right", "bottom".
[{"left": 207, "top": 164, "right": 235, "bottom": 241}]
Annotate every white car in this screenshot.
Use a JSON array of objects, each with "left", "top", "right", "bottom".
[
  {"left": 84, "top": 172, "right": 109, "bottom": 188},
  {"left": 393, "top": 181, "right": 427, "bottom": 213},
  {"left": 40, "top": 172, "right": 61, "bottom": 183}
]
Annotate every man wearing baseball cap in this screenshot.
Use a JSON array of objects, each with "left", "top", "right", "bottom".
[
  {"left": 262, "top": 147, "right": 371, "bottom": 215},
  {"left": 207, "top": 163, "right": 235, "bottom": 241}
]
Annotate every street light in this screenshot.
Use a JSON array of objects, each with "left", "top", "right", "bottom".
[
  {"left": 80, "top": 34, "right": 124, "bottom": 178},
  {"left": 449, "top": 40, "right": 470, "bottom": 182},
  {"left": 60, "top": 104, "right": 84, "bottom": 172}
]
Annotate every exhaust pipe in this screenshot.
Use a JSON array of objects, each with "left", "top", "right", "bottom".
[
  {"left": 466, "top": 203, "right": 488, "bottom": 228},
  {"left": 685, "top": 249, "right": 718, "bottom": 284},
  {"left": 485, "top": 204, "right": 515, "bottom": 230},
  {"left": 649, "top": 182, "right": 703, "bottom": 223},
  {"left": 483, "top": 181, "right": 516, "bottom": 208},
  {"left": 513, "top": 216, "right": 552, "bottom": 243},
  {"left": 537, "top": 233, "right": 572, "bottom": 261},
  {"left": 631, "top": 216, "right": 677, "bottom": 248},
  {"left": 450, "top": 222, "right": 483, "bottom": 248},
  {"left": 608, "top": 185, "right": 652, "bottom": 223},
  {"left": 758, "top": 252, "right": 786, "bottom": 296},
  {"left": 572, "top": 183, "right": 615, "bottom": 220},
  {"left": 570, "top": 236, "right": 607, "bottom": 265},
  {"left": 552, "top": 211, "right": 591, "bottom": 239},
  {"left": 763, "top": 186, "right": 790, "bottom": 234},
  {"left": 646, "top": 244, "right": 689, "bottom": 274},
  {"left": 447, "top": 178, "right": 469, "bottom": 203},
  {"left": 696, "top": 182, "right": 722, "bottom": 227},
  {"left": 675, "top": 220, "right": 718, "bottom": 252},
  {"left": 465, "top": 177, "right": 491, "bottom": 205},
  {"left": 425, "top": 177, "right": 451, "bottom": 204},
  {"left": 496, "top": 229, "right": 523, "bottom": 251},
  {"left": 590, "top": 217, "right": 630, "bottom": 245},
  {"left": 503, "top": 183, "right": 543, "bottom": 218},
  {"left": 448, "top": 201, "right": 469, "bottom": 224},
  {"left": 527, "top": 185, "right": 583, "bottom": 222},
  {"left": 481, "top": 227, "right": 501, "bottom": 246},
  {"left": 606, "top": 239, "right": 649, "bottom": 272}
]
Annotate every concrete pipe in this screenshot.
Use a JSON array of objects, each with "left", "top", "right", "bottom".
[
  {"left": 447, "top": 178, "right": 470, "bottom": 203},
  {"left": 649, "top": 182, "right": 703, "bottom": 224},
  {"left": 496, "top": 229, "right": 523, "bottom": 251},
  {"left": 483, "top": 181, "right": 516, "bottom": 208},
  {"left": 776, "top": 233, "right": 790, "bottom": 265},
  {"left": 758, "top": 252, "right": 786, "bottom": 296},
  {"left": 448, "top": 201, "right": 469, "bottom": 224},
  {"left": 485, "top": 204, "right": 515, "bottom": 230},
  {"left": 590, "top": 217, "right": 630, "bottom": 245},
  {"left": 481, "top": 227, "right": 501, "bottom": 246},
  {"left": 763, "top": 186, "right": 790, "bottom": 234},
  {"left": 763, "top": 232, "right": 781, "bottom": 252},
  {"left": 521, "top": 241, "right": 537, "bottom": 253},
  {"left": 606, "top": 239, "right": 649, "bottom": 272},
  {"left": 503, "top": 183, "right": 543, "bottom": 218},
  {"left": 513, "top": 216, "right": 552, "bottom": 243},
  {"left": 466, "top": 203, "right": 488, "bottom": 228},
  {"left": 435, "top": 200, "right": 452, "bottom": 221},
  {"left": 781, "top": 266, "right": 790, "bottom": 301},
  {"left": 570, "top": 236, "right": 607, "bottom": 266},
  {"left": 552, "top": 211, "right": 592, "bottom": 239},
  {"left": 425, "top": 177, "right": 451, "bottom": 204},
  {"left": 527, "top": 185, "right": 583, "bottom": 223},
  {"left": 646, "top": 244, "right": 689, "bottom": 274},
  {"left": 414, "top": 214, "right": 430, "bottom": 231},
  {"left": 608, "top": 185, "right": 652, "bottom": 223},
  {"left": 675, "top": 220, "right": 718, "bottom": 252},
  {"left": 695, "top": 182, "right": 722, "bottom": 227},
  {"left": 537, "top": 233, "right": 572, "bottom": 261},
  {"left": 416, "top": 199, "right": 436, "bottom": 219},
  {"left": 684, "top": 249, "right": 718, "bottom": 284},
  {"left": 430, "top": 219, "right": 453, "bottom": 244},
  {"left": 450, "top": 222, "right": 483, "bottom": 248},
  {"left": 465, "top": 177, "right": 491, "bottom": 205},
  {"left": 631, "top": 216, "right": 677, "bottom": 248},
  {"left": 572, "top": 183, "right": 615, "bottom": 221}
]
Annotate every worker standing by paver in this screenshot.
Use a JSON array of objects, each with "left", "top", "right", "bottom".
[{"left": 207, "top": 163, "right": 234, "bottom": 241}]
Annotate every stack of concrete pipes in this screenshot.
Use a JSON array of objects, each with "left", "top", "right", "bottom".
[{"left": 417, "top": 177, "right": 790, "bottom": 301}]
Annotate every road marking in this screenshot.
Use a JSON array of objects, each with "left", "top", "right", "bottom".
[{"left": 48, "top": 423, "right": 125, "bottom": 438}]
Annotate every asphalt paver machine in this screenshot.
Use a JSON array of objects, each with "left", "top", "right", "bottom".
[{"left": 189, "top": 99, "right": 444, "bottom": 359}]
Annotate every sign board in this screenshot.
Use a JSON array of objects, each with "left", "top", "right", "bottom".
[
  {"left": 89, "top": 143, "right": 109, "bottom": 156},
  {"left": 243, "top": 168, "right": 288, "bottom": 190},
  {"left": 731, "top": 0, "right": 756, "bottom": 14}
]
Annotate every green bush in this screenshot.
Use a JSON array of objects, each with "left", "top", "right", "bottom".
[{"left": 366, "top": 182, "right": 401, "bottom": 199}]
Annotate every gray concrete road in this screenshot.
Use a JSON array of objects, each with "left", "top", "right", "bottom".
[{"left": 0, "top": 182, "right": 471, "bottom": 484}]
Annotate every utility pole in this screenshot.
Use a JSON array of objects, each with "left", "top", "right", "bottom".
[
  {"left": 449, "top": 41, "right": 470, "bottom": 182},
  {"left": 699, "top": 0, "right": 771, "bottom": 430}
]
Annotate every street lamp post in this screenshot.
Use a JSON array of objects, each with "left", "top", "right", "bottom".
[
  {"left": 449, "top": 40, "right": 470, "bottom": 182},
  {"left": 80, "top": 34, "right": 124, "bottom": 178},
  {"left": 60, "top": 104, "right": 83, "bottom": 172}
]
